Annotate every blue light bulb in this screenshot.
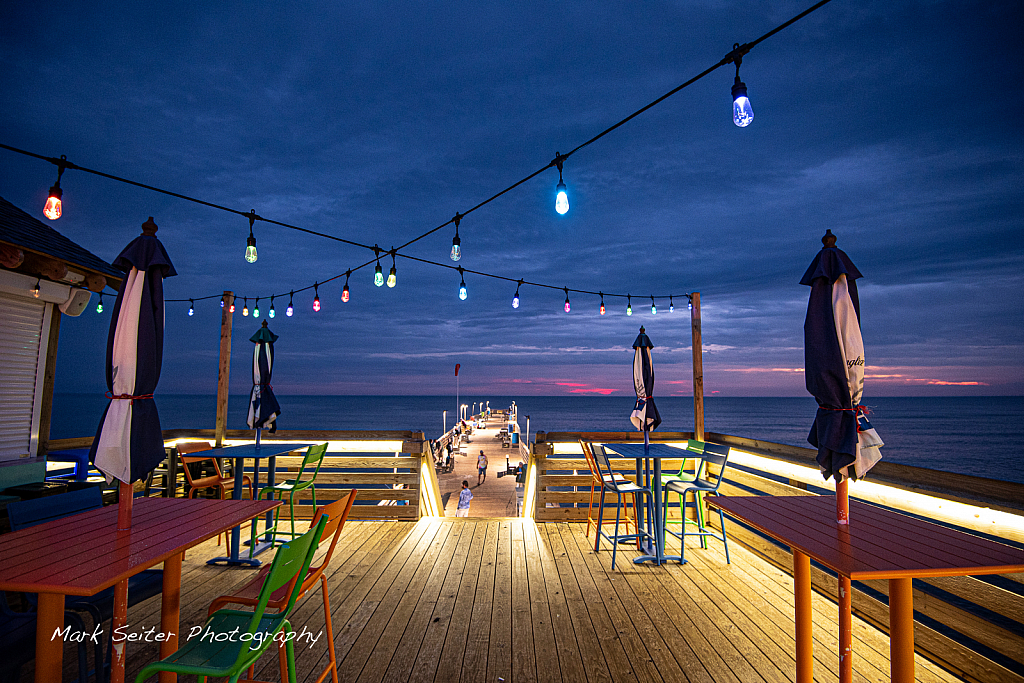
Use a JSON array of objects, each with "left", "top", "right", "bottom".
[
  {"left": 732, "top": 79, "right": 753, "bottom": 127},
  {"left": 459, "top": 282, "right": 467, "bottom": 300},
  {"left": 555, "top": 180, "right": 569, "bottom": 215}
]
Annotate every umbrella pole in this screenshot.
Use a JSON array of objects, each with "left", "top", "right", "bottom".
[
  {"left": 117, "top": 480, "right": 133, "bottom": 530},
  {"left": 836, "top": 476, "right": 849, "bottom": 525}
]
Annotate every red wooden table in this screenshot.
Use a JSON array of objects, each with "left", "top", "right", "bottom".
[
  {"left": 707, "top": 495, "right": 1024, "bottom": 683},
  {"left": 0, "top": 496, "right": 280, "bottom": 683}
]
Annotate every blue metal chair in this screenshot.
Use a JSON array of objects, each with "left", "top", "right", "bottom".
[
  {"left": 663, "top": 442, "right": 732, "bottom": 564},
  {"left": 8, "top": 487, "right": 165, "bottom": 683},
  {"left": 592, "top": 444, "right": 657, "bottom": 570}
]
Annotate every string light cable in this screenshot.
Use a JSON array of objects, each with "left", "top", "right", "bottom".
[{"left": 0, "top": 0, "right": 833, "bottom": 310}]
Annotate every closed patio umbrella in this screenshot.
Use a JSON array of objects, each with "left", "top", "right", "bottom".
[
  {"left": 247, "top": 320, "right": 281, "bottom": 437},
  {"left": 630, "top": 326, "right": 662, "bottom": 440},
  {"left": 89, "top": 217, "right": 176, "bottom": 514},
  {"left": 630, "top": 326, "right": 661, "bottom": 539},
  {"left": 801, "top": 229, "right": 884, "bottom": 523}
]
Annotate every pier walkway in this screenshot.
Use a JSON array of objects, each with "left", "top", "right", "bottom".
[
  {"left": 437, "top": 425, "right": 525, "bottom": 517},
  {"left": 27, "top": 519, "right": 966, "bottom": 683}
]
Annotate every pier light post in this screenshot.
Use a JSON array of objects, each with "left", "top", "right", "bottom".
[
  {"left": 215, "top": 290, "right": 234, "bottom": 448},
  {"left": 443, "top": 410, "right": 447, "bottom": 434},
  {"left": 690, "top": 292, "right": 704, "bottom": 441}
]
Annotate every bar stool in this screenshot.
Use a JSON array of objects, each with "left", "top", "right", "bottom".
[
  {"left": 663, "top": 442, "right": 732, "bottom": 564},
  {"left": 592, "top": 444, "right": 656, "bottom": 569}
]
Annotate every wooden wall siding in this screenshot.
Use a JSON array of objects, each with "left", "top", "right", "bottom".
[{"left": 531, "top": 432, "right": 1024, "bottom": 683}]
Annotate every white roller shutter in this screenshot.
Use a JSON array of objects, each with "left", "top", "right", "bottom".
[{"left": 0, "top": 291, "right": 50, "bottom": 461}]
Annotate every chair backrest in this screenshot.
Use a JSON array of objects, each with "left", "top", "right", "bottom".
[
  {"left": 292, "top": 442, "right": 329, "bottom": 487},
  {"left": 698, "top": 442, "right": 731, "bottom": 491},
  {"left": 176, "top": 442, "right": 218, "bottom": 487},
  {"left": 233, "top": 514, "right": 328, "bottom": 669},
  {"left": 8, "top": 487, "right": 104, "bottom": 531},
  {"left": 578, "top": 440, "right": 602, "bottom": 482},
  {"left": 678, "top": 439, "right": 707, "bottom": 478},
  {"left": 590, "top": 444, "right": 619, "bottom": 485},
  {"left": 303, "top": 490, "right": 357, "bottom": 589}
]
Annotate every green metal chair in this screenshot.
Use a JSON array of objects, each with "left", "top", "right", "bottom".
[
  {"left": 661, "top": 439, "right": 709, "bottom": 549},
  {"left": 134, "top": 514, "right": 328, "bottom": 683},
  {"left": 252, "top": 443, "right": 329, "bottom": 551}
]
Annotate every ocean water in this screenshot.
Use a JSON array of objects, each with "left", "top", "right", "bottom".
[{"left": 51, "top": 394, "right": 1024, "bottom": 484}]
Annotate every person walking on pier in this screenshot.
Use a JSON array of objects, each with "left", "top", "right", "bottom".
[
  {"left": 477, "top": 449, "right": 489, "bottom": 486},
  {"left": 456, "top": 480, "right": 473, "bottom": 517}
]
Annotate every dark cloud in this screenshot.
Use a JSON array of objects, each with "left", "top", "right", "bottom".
[{"left": 1, "top": 0, "right": 1020, "bottom": 397}]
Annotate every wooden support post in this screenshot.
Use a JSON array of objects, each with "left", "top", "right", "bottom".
[
  {"left": 690, "top": 292, "right": 705, "bottom": 441},
  {"left": 215, "top": 291, "right": 234, "bottom": 448}
]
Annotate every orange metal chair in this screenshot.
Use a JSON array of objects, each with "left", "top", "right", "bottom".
[
  {"left": 580, "top": 440, "right": 637, "bottom": 549},
  {"left": 178, "top": 441, "right": 254, "bottom": 548},
  {"left": 206, "top": 489, "right": 357, "bottom": 683}
]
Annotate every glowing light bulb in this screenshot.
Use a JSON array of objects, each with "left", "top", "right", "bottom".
[
  {"left": 688, "top": 300, "right": 693, "bottom": 311},
  {"left": 269, "top": 299, "right": 276, "bottom": 318},
  {"left": 627, "top": 297, "right": 632, "bottom": 316},
  {"left": 732, "top": 78, "right": 753, "bottom": 127},
  {"left": 451, "top": 236, "right": 461, "bottom": 262},
  {"left": 600, "top": 301, "right": 606, "bottom": 315},
  {"left": 286, "top": 302, "right": 293, "bottom": 317},
  {"left": 313, "top": 296, "right": 320, "bottom": 312},
  {"left": 555, "top": 180, "right": 569, "bottom": 215},
  {"left": 96, "top": 296, "right": 104, "bottom": 314},
  {"left": 512, "top": 291, "right": 519, "bottom": 309},
  {"left": 245, "top": 235, "right": 258, "bottom": 263},
  {"left": 253, "top": 300, "right": 260, "bottom": 318},
  {"left": 30, "top": 279, "right": 40, "bottom": 298},
  {"left": 387, "top": 266, "right": 396, "bottom": 288},
  {"left": 669, "top": 297, "right": 674, "bottom": 313},
  {"left": 341, "top": 283, "right": 350, "bottom": 302},
  {"left": 229, "top": 302, "right": 236, "bottom": 313},
  {"left": 651, "top": 298, "right": 657, "bottom": 315},
  {"left": 374, "top": 263, "right": 384, "bottom": 287},
  {"left": 221, "top": 298, "right": 225, "bottom": 308},
  {"left": 242, "top": 303, "right": 249, "bottom": 317},
  {"left": 188, "top": 300, "right": 194, "bottom": 317},
  {"left": 43, "top": 188, "right": 62, "bottom": 220},
  {"left": 459, "top": 282, "right": 467, "bottom": 300},
  {"left": 564, "top": 289, "right": 571, "bottom": 313}
]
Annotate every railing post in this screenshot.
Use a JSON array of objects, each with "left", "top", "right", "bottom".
[
  {"left": 691, "top": 292, "right": 705, "bottom": 442},
  {"left": 215, "top": 291, "right": 233, "bottom": 448}
]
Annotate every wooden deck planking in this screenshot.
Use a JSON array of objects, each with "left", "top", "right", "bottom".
[{"left": 32, "top": 518, "right": 974, "bottom": 683}]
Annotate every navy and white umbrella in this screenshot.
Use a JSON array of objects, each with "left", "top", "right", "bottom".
[
  {"left": 247, "top": 320, "right": 281, "bottom": 434},
  {"left": 89, "top": 218, "right": 176, "bottom": 485},
  {"left": 802, "top": 230, "right": 883, "bottom": 486},
  {"left": 630, "top": 326, "right": 662, "bottom": 438}
]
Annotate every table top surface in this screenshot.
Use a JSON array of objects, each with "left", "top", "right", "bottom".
[
  {"left": 602, "top": 443, "right": 696, "bottom": 458},
  {"left": 707, "top": 495, "right": 1024, "bottom": 580},
  {"left": 201, "top": 442, "right": 311, "bottom": 459},
  {"left": 0, "top": 497, "right": 279, "bottom": 595}
]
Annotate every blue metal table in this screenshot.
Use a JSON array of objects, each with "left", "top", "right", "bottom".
[
  {"left": 601, "top": 442, "right": 692, "bottom": 565},
  {"left": 200, "top": 442, "right": 310, "bottom": 566}
]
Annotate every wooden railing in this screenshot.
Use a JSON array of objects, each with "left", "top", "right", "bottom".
[{"left": 529, "top": 430, "right": 1024, "bottom": 683}]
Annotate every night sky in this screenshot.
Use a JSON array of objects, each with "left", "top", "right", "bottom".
[{"left": 1, "top": 1, "right": 1021, "bottom": 398}]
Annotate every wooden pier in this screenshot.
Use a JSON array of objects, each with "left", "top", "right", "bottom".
[{"left": 20, "top": 518, "right": 970, "bottom": 683}]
